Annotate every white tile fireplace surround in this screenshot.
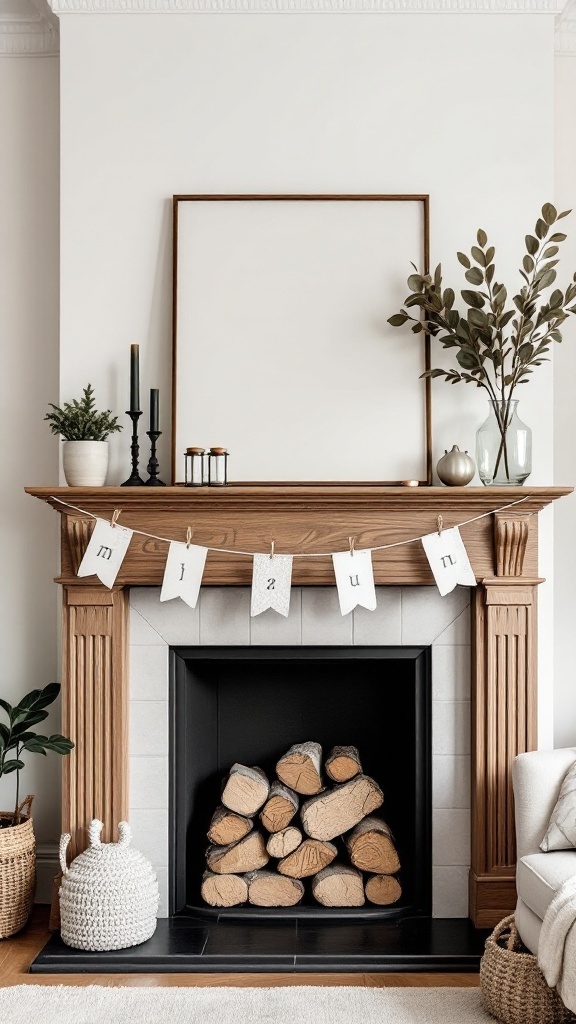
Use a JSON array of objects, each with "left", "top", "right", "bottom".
[{"left": 128, "top": 584, "right": 471, "bottom": 919}]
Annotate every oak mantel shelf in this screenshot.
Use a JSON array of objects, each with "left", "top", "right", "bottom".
[{"left": 26, "top": 484, "right": 572, "bottom": 587}]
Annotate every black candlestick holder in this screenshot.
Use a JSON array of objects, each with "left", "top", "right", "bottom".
[
  {"left": 121, "top": 410, "right": 145, "bottom": 486},
  {"left": 145, "top": 430, "right": 165, "bottom": 486}
]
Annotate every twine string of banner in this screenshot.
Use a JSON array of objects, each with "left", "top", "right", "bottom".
[{"left": 49, "top": 493, "right": 533, "bottom": 558}]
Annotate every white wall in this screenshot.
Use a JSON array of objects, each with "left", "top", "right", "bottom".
[
  {"left": 554, "top": 54, "right": 576, "bottom": 749},
  {"left": 0, "top": 56, "right": 60, "bottom": 842},
  {"left": 57, "top": 12, "right": 557, "bottom": 748},
  {"left": 4, "top": 12, "right": 573, "bottom": 863}
]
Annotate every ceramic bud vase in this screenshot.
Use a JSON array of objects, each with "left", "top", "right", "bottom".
[
  {"left": 475, "top": 399, "right": 532, "bottom": 486},
  {"left": 62, "top": 440, "right": 109, "bottom": 486}
]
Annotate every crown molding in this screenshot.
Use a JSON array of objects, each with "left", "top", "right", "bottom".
[
  {"left": 45, "top": 0, "right": 568, "bottom": 14},
  {"left": 0, "top": 0, "right": 58, "bottom": 54},
  {"left": 556, "top": 0, "right": 576, "bottom": 50}
]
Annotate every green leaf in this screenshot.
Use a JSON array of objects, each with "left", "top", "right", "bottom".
[
  {"left": 407, "top": 274, "right": 424, "bottom": 292},
  {"left": 525, "top": 235, "right": 539, "bottom": 256},
  {"left": 485, "top": 246, "right": 495, "bottom": 265},
  {"left": 388, "top": 314, "right": 409, "bottom": 327},
  {"left": 542, "top": 203, "right": 557, "bottom": 225},
  {"left": 486, "top": 264, "right": 495, "bottom": 284},
  {"left": 457, "top": 252, "right": 471, "bottom": 269},
  {"left": 543, "top": 246, "right": 559, "bottom": 259},
  {"left": 443, "top": 288, "right": 455, "bottom": 310},
  {"left": 471, "top": 246, "right": 486, "bottom": 266},
  {"left": 411, "top": 323, "right": 423, "bottom": 333},
  {"left": 523, "top": 255, "right": 534, "bottom": 274},
  {"left": 477, "top": 229, "right": 488, "bottom": 247},
  {"left": 518, "top": 343, "right": 534, "bottom": 361},
  {"left": 550, "top": 233, "right": 567, "bottom": 243},
  {"left": 500, "top": 310, "right": 516, "bottom": 329},
  {"left": 468, "top": 308, "right": 489, "bottom": 329},
  {"left": 535, "top": 218, "right": 548, "bottom": 240},
  {"left": 0, "top": 722, "right": 9, "bottom": 745},
  {"left": 558, "top": 210, "right": 572, "bottom": 220},
  {"left": 14, "top": 682, "right": 60, "bottom": 716},
  {"left": 465, "top": 268, "right": 483, "bottom": 286},
  {"left": 538, "top": 269, "right": 557, "bottom": 290},
  {"left": 2, "top": 759, "right": 25, "bottom": 774},
  {"left": 11, "top": 711, "right": 49, "bottom": 735},
  {"left": 461, "top": 290, "right": 485, "bottom": 309},
  {"left": 456, "top": 349, "right": 479, "bottom": 370},
  {"left": 0, "top": 698, "right": 12, "bottom": 718}
]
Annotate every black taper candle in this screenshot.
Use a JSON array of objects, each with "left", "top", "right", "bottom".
[
  {"left": 150, "top": 388, "right": 159, "bottom": 432},
  {"left": 130, "top": 344, "right": 140, "bottom": 412}
]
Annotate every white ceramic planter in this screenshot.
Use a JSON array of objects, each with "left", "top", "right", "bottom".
[{"left": 63, "top": 440, "right": 109, "bottom": 486}]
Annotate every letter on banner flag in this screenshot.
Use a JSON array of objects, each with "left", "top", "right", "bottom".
[
  {"left": 332, "top": 549, "right": 377, "bottom": 616},
  {"left": 251, "top": 554, "right": 293, "bottom": 617},
  {"left": 420, "top": 526, "right": 476, "bottom": 597},
  {"left": 77, "top": 518, "right": 133, "bottom": 589},
  {"left": 160, "top": 541, "right": 208, "bottom": 608}
]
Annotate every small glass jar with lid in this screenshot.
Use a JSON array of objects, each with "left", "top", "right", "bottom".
[
  {"left": 208, "top": 447, "right": 228, "bottom": 486},
  {"left": 184, "top": 447, "right": 206, "bottom": 486}
]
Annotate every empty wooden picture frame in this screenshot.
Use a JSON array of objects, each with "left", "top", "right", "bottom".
[{"left": 172, "top": 194, "right": 431, "bottom": 484}]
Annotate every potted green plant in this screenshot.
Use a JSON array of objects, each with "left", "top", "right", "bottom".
[
  {"left": 0, "top": 682, "right": 74, "bottom": 938},
  {"left": 387, "top": 203, "right": 576, "bottom": 485},
  {"left": 44, "top": 383, "right": 122, "bottom": 486}
]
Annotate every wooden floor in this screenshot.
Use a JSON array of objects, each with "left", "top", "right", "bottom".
[{"left": 0, "top": 906, "right": 480, "bottom": 989}]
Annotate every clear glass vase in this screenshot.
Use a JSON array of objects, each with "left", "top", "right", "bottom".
[{"left": 475, "top": 399, "right": 532, "bottom": 486}]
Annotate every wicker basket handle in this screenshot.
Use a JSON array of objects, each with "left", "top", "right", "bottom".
[
  {"left": 489, "top": 913, "right": 518, "bottom": 951},
  {"left": 15, "top": 794, "right": 34, "bottom": 823},
  {"left": 59, "top": 833, "right": 71, "bottom": 875}
]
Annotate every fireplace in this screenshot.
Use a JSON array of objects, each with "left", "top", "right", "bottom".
[
  {"left": 170, "top": 644, "right": 431, "bottom": 919},
  {"left": 25, "top": 483, "right": 572, "bottom": 971}
]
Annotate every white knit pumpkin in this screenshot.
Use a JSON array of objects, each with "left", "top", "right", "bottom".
[{"left": 59, "top": 819, "right": 159, "bottom": 951}]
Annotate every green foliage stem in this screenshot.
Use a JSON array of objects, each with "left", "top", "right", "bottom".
[{"left": 387, "top": 203, "right": 576, "bottom": 479}]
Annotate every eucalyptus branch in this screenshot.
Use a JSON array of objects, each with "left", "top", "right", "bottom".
[{"left": 388, "top": 201, "right": 576, "bottom": 419}]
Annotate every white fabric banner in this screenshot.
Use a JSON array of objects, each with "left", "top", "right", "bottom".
[
  {"left": 420, "top": 526, "right": 476, "bottom": 596},
  {"left": 332, "top": 549, "right": 377, "bottom": 616},
  {"left": 77, "top": 518, "right": 133, "bottom": 589},
  {"left": 251, "top": 553, "right": 293, "bottom": 617},
  {"left": 160, "top": 541, "right": 208, "bottom": 608}
]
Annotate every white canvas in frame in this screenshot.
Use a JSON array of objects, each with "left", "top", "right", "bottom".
[{"left": 172, "top": 195, "right": 429, "bottom": 483}]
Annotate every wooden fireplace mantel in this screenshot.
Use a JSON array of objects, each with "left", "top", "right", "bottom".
[{"left": 26, "top": 483, "right": 572, "bottom": 927}]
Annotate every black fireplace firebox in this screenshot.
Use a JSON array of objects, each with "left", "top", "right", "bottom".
[{"left": 169, "top": 645, "right": 432, "bottom": 919}]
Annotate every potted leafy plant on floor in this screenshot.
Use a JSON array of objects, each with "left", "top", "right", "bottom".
[
  {"left": 0, "top": 683, "right": 74, "bottom": 938},
  {"left": 44, "top": 383, "right": 122, "bottom": 486}
]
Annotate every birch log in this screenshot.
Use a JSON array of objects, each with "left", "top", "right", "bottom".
[
  {"left": 345, "top": 816, "right": 400, "bottom": 874},
  {"left": 201, "top": 871, "right": 248, "bottom": 907},
  {"left": 245, "top": 870, "right": 304, "bottom": 907},
  {"left": 221, "top": 764, "right": 270, "bottom": 816},
  {"left": 311, "top": 865, "right": 365, "bottom": 907},
  {"left": 301, "top": 775, "right": 384, "bottom": 841},
  {"left": 259, "top": 782, "right": 299, "bottom": 833},
  {"left": 206, "top": 831, "right": 269, "bottom": 874},
  {"left": 276, "top": 742, "right": 323, "bottom": 796},
  {"left": 324, "top": 745, "right": 362, "bottom": 783}
]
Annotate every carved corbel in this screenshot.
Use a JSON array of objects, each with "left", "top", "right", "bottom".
[
  {"left": 64, "top": 515, "right": 95, "bottom": 575},
  {"left": 493, "top": 510, "right": 531, "bottom": 577}
]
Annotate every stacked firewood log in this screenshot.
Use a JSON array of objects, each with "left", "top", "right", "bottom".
[{"left": 201, "top": 741, "right": 402, "bottom": 908}]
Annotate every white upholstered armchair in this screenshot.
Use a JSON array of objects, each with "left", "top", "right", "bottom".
[{"left": 513, "top": 746, "right": 576, "bottom": 954}]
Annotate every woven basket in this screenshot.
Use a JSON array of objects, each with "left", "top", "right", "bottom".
[
  {"left": 0, "top": 795, "right": 36, "bottom": 939},
  {"left": 480, "top": 914, "right": 576, "bottom": 1024}
]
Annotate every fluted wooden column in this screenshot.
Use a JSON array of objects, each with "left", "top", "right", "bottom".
[
  {"left": 469, "top": 511, "right": 540, "bottom": 927},
  {"left": 61, "top": 583, "right": 129, "bottom": 859}
]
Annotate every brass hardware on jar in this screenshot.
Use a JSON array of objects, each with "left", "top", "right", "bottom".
[
  {"left": 208, "top": 447, "right": 228, "bottom": 486},
  {"left": 184, "top": 447, "right": 206, "bottom": 486}
]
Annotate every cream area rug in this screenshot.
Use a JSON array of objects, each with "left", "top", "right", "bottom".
[{"left": 0, "top": 984, "right": 496, "bottom": 1024}]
